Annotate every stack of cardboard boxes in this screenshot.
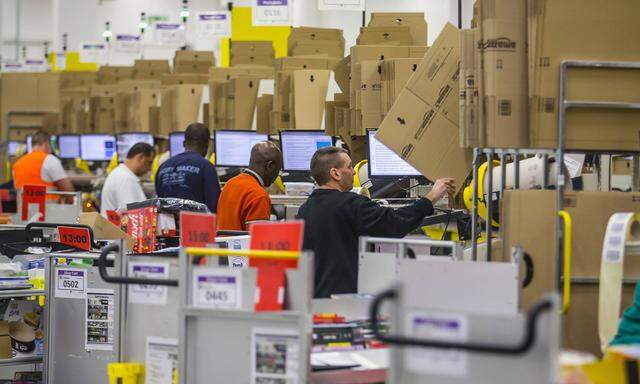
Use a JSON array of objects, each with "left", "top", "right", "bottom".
[
  {"left": 376, "top": 23, "right": 472, "bottom": 194},
  {"left": 208, "top": 66, "right": 274, "bottom": 131},
  {"left": 230, "top": 41, "right": 275, "bottom": 67},
  {"left": 288, "top": 27, "right": 345, "bottom": 58},
  {"left": 460, "top": 0, "right": 640, "bottom": 150},
  {"left": 173, "top": 51, "right": 215, "bottom": 74},
  {"left": 272, "top": 56, "right": 338, "bottom": 132},
  {"left": 133, "top": 60, "right": 171, "bottom": 80},
  {"left": 324, "top": 12, "right": 429, "bottom": 152}
]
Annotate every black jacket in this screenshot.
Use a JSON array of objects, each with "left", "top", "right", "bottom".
[{"left": 296, "top": 189, "right": 434, "bottom": 298}]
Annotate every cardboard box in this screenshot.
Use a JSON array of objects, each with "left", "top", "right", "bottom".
[
  {"left": 173, "top": 62, "right": 212, "bottom": 74},
  {"left": 60, "top": 71, "right": 97, "bottom": 89},
  {"left": 368, "top": 12, "right": 428, "bottom": 45},
  {"left": 291, "top": 70, "right": 330, "bottom": 129},
  {"left": 459, "top": 28, "right": 479, "bottom": 148},
  {"left": 501, "top": 190, "right": 640, "bottom": 355},
  {"left": 333, "top": 56, "right": 351, "bottom": 95},
  {"left": 0, "top": 73, "right": 60, "bottom": 134},
  {"left": 173, "top": 50, "right": 215, "bottom": 63},
  {"left": 159, "top": 84, "right": 204, "bottom": 135},
  {"left": 356, "top": 26, "right": 413, "bottom": 46},
  {"left": 481, "top": 0, "right": 528, "bottom": 148},
  {"left": 161, "top": 74, "right": 210, "bottom": 85},
  {"left": 325, "top": 99, "right": 348, "bottom": 136},
  {"left": 231, "top": 41, "right": 275, "bottom": 67},
  {"left": 227, "top": 77, "right": 261, "bottom": 129},
  {"left": 377, "top": 24, "right": 471, "bottom": 192},
  {"left": 613, "top": 157, "right": 633, "bottom": 175},
  {"left": 149, "top": 106, "right": 161, "bottom": 136},
  {"left": 133, "top": 60, "right": 171, "bottom": 80},
  {"left": 288, "top": 27, "right": 345, "bottom": 51},
  {"left": 97, "top": 66, "right": 134, "bottom": 84},
  {"left": 256, "top": 94, "right": 274, "bottom": 135},
  {"left": 289, "top": 41, "right": 344, "bottom": 59},
  {"left": 128, "top": 89, "right": 162, "bottom": 133},
  {"left": 209, "top": 66, "right": 274, "bottom": 82},
  {"left": 77, "top": 212, "right": 135, "bottom": 251},
  {"left": 380, "top": 58, "right": 422, "bottom": 115},
  {"left": 529, "top": 0, "right": 640, "bottom": 150},
  {"left": 359, "top": 60, "right": 383, "bottom": 130}
]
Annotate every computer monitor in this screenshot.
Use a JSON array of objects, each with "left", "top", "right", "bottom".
[
  {"left": 7, "top": 141, "right": 21, "bottom": 156},
  {"left": 279, "top": 130, "right": 334, "bottom": 172},
  {"left": 26, "top": 136, "right": 32, "bottom": 153},
  {"left": 80, "top": 134, "right": 116, "bottom": 161},
  {"left": 57, "top": 135, "right": 81, "bottom": 159},
  {"left": 117, "top": 133, "right": 154, "bottom": 161},
  {"left": 214, "top": 130, "right": 269, "bottom": 167},
  {"left": 367, "top": 129, "right": 421, "bottom": 177},
  {"left": 169, "top": 132, "right": 186, "bottom": 157}
]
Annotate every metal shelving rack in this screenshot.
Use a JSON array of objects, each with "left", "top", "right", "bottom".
[{"left": 470, "top": 60, "right": 640, "bottom": 290}]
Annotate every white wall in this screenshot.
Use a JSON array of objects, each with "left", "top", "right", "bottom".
[{"left": 1, "top": 0, "right": 473, "bottom": 65}]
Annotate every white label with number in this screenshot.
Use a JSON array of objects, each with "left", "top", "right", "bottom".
[
  {"left": 198, "top": 11, "right": 231, "bottom": 37},
  {"left": 56, "top": 268, "right": 87, "bottom": 299},
  {"left": 128, "top": 262, "right": 169, "bottom": 305},
  {"left": 79, "top": 41, "right": 108, "bottom": 65},
  {"left": 252, "top": 0, "right": 292, "bottom": 26},
  {"left": 192, "top": 268, "right": 241, "bottom": 309}
]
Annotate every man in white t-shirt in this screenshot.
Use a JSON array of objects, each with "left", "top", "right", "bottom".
[
  {"left": 100, "top": 143, "right": 155, "bottom": 216},
  {"left": 13, "top": 131, "right": 75, "bottom": 193}
]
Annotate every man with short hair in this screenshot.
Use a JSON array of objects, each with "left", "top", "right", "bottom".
[
  {"left": 13, "top": 131, "right": 75, "bottom": 193},
  {"left": 101, "top": 143, "right": 155, "bottom": 215},
  {"left": 155, "top": 123, "right": 221, "bottom": 213},
  {"left": 296, "top": 146, "right": 455, "bottom": 298},
  {"left": 217, "top": 141, "right": 283, "bottom": 231}
]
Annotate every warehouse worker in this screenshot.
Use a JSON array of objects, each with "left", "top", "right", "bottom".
[
  {"left": 100, "top": 143, "right": 155, "bottom": 216},
  {"left": 296, "top": 146, "right": 455, "bottom": 298},
  {"left": 155, "top": 123, "right": 221, "bottom": 213},
  {"left": 217, "top": 141, "right": 282, "bottom": 231},
  {"left": 13, "top": 131, "right": 74, "bottom": 194}
]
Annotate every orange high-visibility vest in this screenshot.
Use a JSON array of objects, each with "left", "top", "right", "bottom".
[{"left": 13, "top": 150, "right": 55, "bottom": 190}]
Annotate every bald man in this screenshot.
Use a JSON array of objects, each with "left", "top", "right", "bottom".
[{"left": 217, "top": 141, "right": 283, "bottom": 231}]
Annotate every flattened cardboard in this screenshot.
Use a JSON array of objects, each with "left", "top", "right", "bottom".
[
  {"left": 256, "top": 94, "right": 273, "bottom": 134},
  {"left": 78, "top": 212, "right": 134, "bottom": 251},
  {"left": 333, "top": 56, "right": 351, "bottom": 95},
  {"left": 359, "top": 60, "right": 383, "bottom": 129},
  {"left": 292, "top": 70, "right": 330, "bottom": 129}
]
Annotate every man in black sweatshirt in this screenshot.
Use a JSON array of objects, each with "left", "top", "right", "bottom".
[{"left": 296, "top": 146, "right": 455, "bottom": 298}]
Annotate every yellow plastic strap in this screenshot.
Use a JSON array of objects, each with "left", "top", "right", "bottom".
[
  {"left": 107, "top": 362, "right": 144, "bottom": 384},
  {"left": 353, "top": 160, "right": 368, "bottom": 188},
  {"left": 558, "top": 211, "right": 572, "bottom": 314},
  {"left": 598, "top": 213, "right": 640, "bottom": 351},
  {"left": 185, "top": 247, "right": 299, "bottom": 260}
]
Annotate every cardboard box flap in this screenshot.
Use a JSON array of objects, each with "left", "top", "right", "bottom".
[
  {"left": 368, "top": 12, "right": 428, "bottom": 45},
  {"left": 357, "top": 26, "right": 413, "bottom": 45},
  {"left": 77, "top": 212, "right": 135, "bottom": 250},
  {"left": 333, "top": 56, "right": 351, "bottom": 94},
  {"left": 292, "top": 70, "right": 330, "bottom": 129}
]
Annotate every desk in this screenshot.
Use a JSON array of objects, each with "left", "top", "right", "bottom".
[{"left": 68, "top": 174, "right": 100, "bottom": 188}]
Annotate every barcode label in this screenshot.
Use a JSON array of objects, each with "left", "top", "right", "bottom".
[{"left": 499, "top": 100, "right": 512, "bottom": 116}]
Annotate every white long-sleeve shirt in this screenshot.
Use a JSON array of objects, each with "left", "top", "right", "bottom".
[{"left": 100, "top": 164, "right": 146, "bottom": 216}]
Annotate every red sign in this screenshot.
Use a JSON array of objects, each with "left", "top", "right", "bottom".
[
  {"left": 21, "top": 185, "right": 46, "bottom": 221},
  {"left": 249, "top": 221, "right": 304, "bottom": 312},
  {"left": 106, "top": 210, "right": 122, "bottom": 228},
  {"left": 180, "top": 212, "right": 216, "bottom": 247},
  {"left": 126, "top": 206, "right": 157, "bottom": 253},
  {"left": 249, "top": 221, "right": 304, "bottom": 251},
  {"left": 58, "top": 226, "right": 92, "bottom": 251}
]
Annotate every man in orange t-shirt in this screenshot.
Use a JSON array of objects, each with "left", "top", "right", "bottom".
[{"left": 217, "top": 141, "right": 282, "bottom": 231}]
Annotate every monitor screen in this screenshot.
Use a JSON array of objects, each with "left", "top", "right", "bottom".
[
  {"left": 280, "top": 131, "right": 334, "bottom": 172},
  {"left": 58, "top": 135, "right": 81, "bottom": 159},
  {"left": 26, "top": 136, "right": 32, "bottom": 153},
  {"left": 117, "top": 133, "right": 154, "bottom": 161},
  {"left": 368, "top": 130, "right": 421, "bottom": 177},
  {"left": 214, "top": 131, "right": 269, "bottom": 167},
  {"left": 80, "top": 134, "right": 116, "bottom": 161},
  {"left": 7, "top": 141, "right": 21, "bottom": 156},
  {"left": 169, "top": 132, "right": 185, "bottom": 157}
]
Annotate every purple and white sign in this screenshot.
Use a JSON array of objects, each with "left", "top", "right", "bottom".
[
  {"left": 113, "top": 34, "right": 142, "bottom": 55},
  {"left": 405, "top": 312, "right": 469, "bottom": 377},
  {"left": 79, "top": 41, "right": 108, "bottom": 65},
  {"left": 197, "top": 11, "right": 231, "bottom": 37},
  {"left": 154, "top": 23, "right": 186, "bottom": 45},
  {"left": 252, "top": 0, "right": 291, "bottom": 26},
  {"left": 128, "top": 262, "right": 169, "bottom": 305},
  {"left": 193, "top": 268, "right": 242, "bottom": 309},
  {"left": 56, "top": 268, "right": 87, "bottom": 299}
]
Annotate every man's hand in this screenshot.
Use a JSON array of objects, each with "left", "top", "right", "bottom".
[{"left": 425, "top": 178, "right": 456, "bottom": 203}]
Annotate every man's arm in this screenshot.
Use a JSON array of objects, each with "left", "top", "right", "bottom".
[
  {"left": 355, "top": 197, "right": 434, "bottom": 238},
  {"left": 53, "top": 178, "right": 75, "bottom": 193},
  {"left": 243, "top": 195, "right": 272, "bottom": 228}
]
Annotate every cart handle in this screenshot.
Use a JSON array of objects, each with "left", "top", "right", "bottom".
[
  {"left": 184, "top": 247, "right": 300, "bottom": 260},
  {"left": 25, "top": 222, "right": 100, "bottom": 249},
  {"left": 98, "top": 243, "right": 179, "bottom": 287},
  {"left": 559, "top": 210, "right": 572, "bottom": 314},
  {"left": 368, "top": 287, "right": 553, "bottom": 355}
]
